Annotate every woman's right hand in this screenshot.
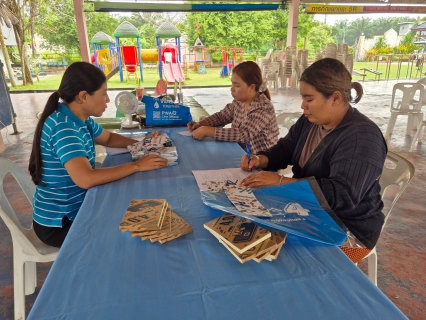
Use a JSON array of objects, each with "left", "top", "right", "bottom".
[
  {"left": 240, "top": 154, "right": 261, "bottom": 171},
  {"left": 135, "top": 154, "right": 168, "bottom": 172},
  {"left": 187, "top": 121, "right": 200, "bottom": 132}
]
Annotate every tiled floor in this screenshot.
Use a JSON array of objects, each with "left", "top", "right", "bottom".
[{"left": 1, "top": 82, "right": 425, "bottom": 319}]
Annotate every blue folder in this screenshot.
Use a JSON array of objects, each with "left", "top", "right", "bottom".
[{"left": 201, "top": 179, "right": 348, "bottom": 246}]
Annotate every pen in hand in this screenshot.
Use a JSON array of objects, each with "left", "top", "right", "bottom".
[{"left": 245, "top": 142, "right": 251, "bottom": 171}]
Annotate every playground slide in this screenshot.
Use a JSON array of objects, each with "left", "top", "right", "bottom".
[{"left": 163, "top": 62, "right": 185, "bottom": 84}]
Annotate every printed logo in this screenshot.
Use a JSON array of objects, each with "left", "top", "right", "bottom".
[
  {"left": 154, "top": 101, "right": 160, "bottom": 109},
  {"left": 284, "top": 202, "right": 310, "bottom": 216}
]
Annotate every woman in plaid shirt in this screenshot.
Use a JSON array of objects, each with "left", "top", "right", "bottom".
[{"left": 187, "top": 61, "right": 279, "bottom": 154}]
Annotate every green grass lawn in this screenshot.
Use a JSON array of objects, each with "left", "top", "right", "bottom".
[
  {"left": 9, "top": 67, "right": 232, "bottom": 91},
  {"left": 8, "top": 61, "right": 425, "bottom": 92},
  {"left": 352, "top": 61, "right": 424, "bottom": 82}
]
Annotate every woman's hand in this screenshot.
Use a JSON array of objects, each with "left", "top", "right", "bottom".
[
  {"left": 191, "top": 127, "right": 215, "bottom": 140},
  {"left": 240, "top": 154, "right": 269, "bottom": 171},
  {"left": 135, "top": 154, "right": 168, "bottom": 172},
  {"left": 240, "top": 172, "right": 282, "bottom": 188},
  {"left": 241, "top": 154, "right": 260, "bottom": 171},
  {"left": 145, "top": 131, "right": 160, "bottom": 139},
  {"left": 187, "top": 122, "right": 200, "bottom": 132}
]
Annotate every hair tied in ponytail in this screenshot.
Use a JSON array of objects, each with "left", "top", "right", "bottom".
[{"left": 258, "top": 81, "right": 267, "bottom": 92}]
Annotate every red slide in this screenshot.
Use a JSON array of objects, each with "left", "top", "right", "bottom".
[{"left": 163, "top": 62, "right": 185, "bottom": 84}]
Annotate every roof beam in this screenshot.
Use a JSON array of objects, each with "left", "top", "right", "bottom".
[
  {"left": 86, "top": 0, "right": 426, "bottom": 4},
  {"left": 86, "top": 2, "right": 280, "bottom": 13},
  {"left": 305, "top": 4, "right": 426, "bottom": 14}
]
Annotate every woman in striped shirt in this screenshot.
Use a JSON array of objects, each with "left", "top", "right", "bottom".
[
  {"left": 187, "top": 61, "right": 279, "bottom": 154},
  {"left": 29, "top": 62, "right": 168, "bottom": 248}
]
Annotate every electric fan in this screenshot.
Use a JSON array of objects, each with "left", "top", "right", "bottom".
[{"left": 115, "top": 91, "right": 140, "bottom": 128}]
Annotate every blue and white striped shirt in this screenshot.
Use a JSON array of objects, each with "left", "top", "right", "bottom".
[{"left": 33, "top": 103, "right": 103, "bottom": 227}]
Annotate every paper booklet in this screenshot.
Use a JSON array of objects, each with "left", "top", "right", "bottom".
[
  {"left": 205, "top": 213, "right": 287, "bottom": 264},
  {"left": 120, "top": 199, "right": 193, "bottom": 244},
  {"left": 204, "top": 213, "right": 271, "bottom": 254},
  {"left": 105, "top": 132, "right": 146, "bottom": 155},
  {"left": 192, "top": 168, "right": 252, "bottom": 192},
  {"left": 127, "top": 132, "right": 178, "bottom": 165},
  {"left": 225, "top": 186, "right": 272, "bottom": 217}
]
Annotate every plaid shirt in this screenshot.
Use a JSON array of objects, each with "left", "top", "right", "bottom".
[{"left": 206, "top": 93, "right": 279, "bottom": 154}]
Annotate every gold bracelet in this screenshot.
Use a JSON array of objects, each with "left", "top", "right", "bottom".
[{"left": 277, "top": 175, "right": 284, "bottom": 186}]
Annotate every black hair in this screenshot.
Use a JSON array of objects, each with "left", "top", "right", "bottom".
[
  {"left": 300, "top": 58, "right": 363, "bottom": 105},
  {"left": 29, "top": 62, "right": 106, "bottom": 185},
  {"left": 232, "top": 61, "right": 271, "bottom": 100}
]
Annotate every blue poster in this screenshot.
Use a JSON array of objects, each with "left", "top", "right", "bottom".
[
  {"left": 143, "top": 96, "right": 192, "bottom": 126},
  {"left": 201, "top": 180, "right": 348, "bottom": 246}
]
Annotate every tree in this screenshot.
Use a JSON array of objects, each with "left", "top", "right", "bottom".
[
  {"left": 371, "top": 17, "right": 394, "bottom": 36},
  {"left": 7, "top": 0, "right": 33, "bottom": 85},
  {"left": 346, "top": 17, "right": 373, "bottom": 45},
  {"left": 36, "top": 0, "right": 121, "bottom": 54},
  {"left": 0, "top": 1, "right": 18, "bottom": 87},
  {"left": 373, "top": 36, "right": 387, "bottom": 50},
  {"left": 303, "top": 23, "right": 334, "bottom": 52},
  {"left": 184, "top": 11, "right": 277, "bottom": 51},
  {"left": 332, "top": 20, "right": 350, "bottom": 43}
]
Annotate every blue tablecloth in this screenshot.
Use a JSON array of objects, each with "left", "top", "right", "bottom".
[{"left": 28, "top": 128, "right": 406, "bottom": 320}]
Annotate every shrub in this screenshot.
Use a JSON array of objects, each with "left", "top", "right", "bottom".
[{"left": 365, "top": 49, "right": 378, "bottom": 62}]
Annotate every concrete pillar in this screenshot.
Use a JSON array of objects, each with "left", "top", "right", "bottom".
[
  {"left": 286, "top": 0, "right": 300, "bottom": 47},
  {"left": 73, "top": 0, "right": 90, "bottom": 63}
]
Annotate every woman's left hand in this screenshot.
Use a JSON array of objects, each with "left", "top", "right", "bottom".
[
  {"left": 240, "top": 172, "right": 282, "bottom": 188},
  {"left": 191, "top": 127, "right": 215, "bottom": 140},
  {"left": 241, "top": 172, "right": 297, "bottom": 188}
]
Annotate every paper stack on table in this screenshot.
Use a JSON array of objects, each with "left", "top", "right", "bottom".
[
  {"left": 204, "top": 213, "right": 287, "bottom": 263},
  {"left": 127, "top": 133, "right": 178, "bottom": 165},
  {"left": 120, "top": 199, "right": 193, "bottom": 244}
]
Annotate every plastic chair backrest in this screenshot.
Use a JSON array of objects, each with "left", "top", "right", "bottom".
[
  {"left": 0, "top": 158, "right": 39, "bottom": 251},
  {"left": 264, "top": 48, "right": 273, "bottom": 61},
  {"left": 276, "top": 112, "right": 302, "bottom": 137},
  {"left": 121, "top": 46, "right": 138, "bottom": 66},
  {"left": 270, "top": 61, "right": 280, "bottom": 74},
  {"left": 378, "top": 151, "right": 415, "bottom": 227},
  {"left": 415, "top": 79, "right": 426, "bottom": 104},
  {"left": 390, "top": 82, "right": 424, "bottom": 112}
]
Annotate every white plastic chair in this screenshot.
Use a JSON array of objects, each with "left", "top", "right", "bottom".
[
  {"left": 409, "top": 120, "right": 426, "bottom": 152},
  {"left": 384, "top": 82, "right": 424, "bottom": 140},
  {"left": 265, "top": 61, "right": 280, "bottom": 92},
  {"left": 276, "top": 112, "right": 302, "bottom": 177},
  {"left": 362, "top": 151, "right": 415, "bottom": 286},
  {"left": 408, "top": 81, "right": 426, "bottom": 151},
  {"left": 0, "top": 158, "right": 59, "bottom": 320},
  {"left": 276, "top": 112, "right": 302, "bottom": 138}
]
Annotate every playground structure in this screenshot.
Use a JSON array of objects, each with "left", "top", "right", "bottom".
[
  {"left": 90, "top": 31, "right": 118, "bottom": 80},
  {"left": 218, "top": 47, "right": 243, "bottom": 77},
  {"left": 188, "top": 44, "right": 243, "bottom": 77},
  {"left": 114, "top": 21, "right": 144, "bottom": 83},
  {"left": 192, "top": 37, "right": 206, "bottom": 72},
  {"left": 156, "top": 22, "right": 185, "bottom": 84},
  {"left": 92, "top": 21, "right": 185, "bottom": 84}
]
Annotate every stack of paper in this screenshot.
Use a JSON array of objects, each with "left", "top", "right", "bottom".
[
  {"left": 204, "top": 213, "right": 287, "bottom": 263},
  {"left": 127, "top": 133, "right": 178, "bottom": 165},
  {"left": 120, "top": 199, "right": 193, "bottom": 244}
]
